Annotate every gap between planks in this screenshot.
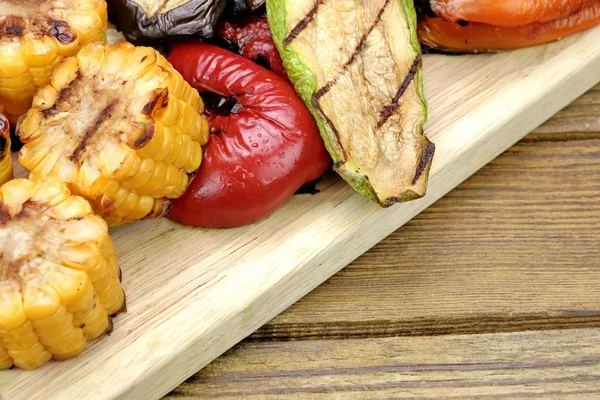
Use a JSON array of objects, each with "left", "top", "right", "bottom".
[
  {"left": 249, "top": 90, "right": 600, "bottom": 341},
  {"left": 166, "top": 328, "right": 600, "bottom": 399}
]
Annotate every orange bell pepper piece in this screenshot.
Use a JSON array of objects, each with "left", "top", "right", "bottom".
[
  {"left": 419, "top": 0, "right": 600, "bottom": 53},
  {"left": 430, "top": 0, "right": 588, "bottom": 27}
]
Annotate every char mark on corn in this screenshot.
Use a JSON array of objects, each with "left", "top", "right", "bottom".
[
  {"left": 0, "top": 178, "right": 125, "bottom": 370},
  {"left": 18, "top": 41, "right": 210, "bottom": 226},
  {"left": 0, "top": 0, "right": 108, "bottom": 124}
]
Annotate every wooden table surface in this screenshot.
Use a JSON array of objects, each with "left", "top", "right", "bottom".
[{"left": 164, "top": 84, "right": 600, "bottom": 399}]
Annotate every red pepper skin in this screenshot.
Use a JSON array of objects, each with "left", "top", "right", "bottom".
[
  {"left": 167, "top": 43, "right": 331, "bottom": 228},
  {"left": 217, "top": 17, "right": 289, "bottom": 80},
  {"left": 430, "top": 0, "right": 588, "bottom": 27},
  {"left": 419, "top": 0, "right": 600, "bottom": 53}
]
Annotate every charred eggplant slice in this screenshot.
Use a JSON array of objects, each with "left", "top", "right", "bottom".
[
  {"left": 112, "top": 0, "right": 226, "bottom": 45},
  {"left": 268, "top": 0, "right": 435, "bottom": 206}
]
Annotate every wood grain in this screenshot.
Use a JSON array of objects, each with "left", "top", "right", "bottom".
[
  {"left": 166, "top": 328, "right": 600, "bottom": 399},
  {"left": 3, "top": 28, "right": 600, "bottom": 400},
  {"left": 165, "top": 87, "right": 600, "bottom": 398},
  {"left": 527, "top": 84, "right": 600, "bottom": 142},
  {"left": 250, "top": 95, "right": 600, "bottom": 340}
]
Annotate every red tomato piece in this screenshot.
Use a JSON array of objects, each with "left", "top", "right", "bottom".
[{"left": 167, "top": 43, "right": 331, "bottom": 228}]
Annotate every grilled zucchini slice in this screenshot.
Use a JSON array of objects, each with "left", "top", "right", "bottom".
[{"left": 268, "top": 0, "right": 435, "bottom": 206}]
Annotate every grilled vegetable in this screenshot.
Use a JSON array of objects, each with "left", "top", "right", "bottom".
[
  {"left": 0, "top": 178, "right": 124, "bottom": 370},
  {"left": 167, "top": 43, "right": 331, "bottom": 228},
  {"left": 111, "top": 0, "right": 226, "bottom": 45},
  {"left": 18, "top": 41, "right": 210, "bottom": 227},
  {"left": 419, "top": 1, "right": 600, "bottom": 53},
  {"left": 216, "top": 15, "right": 289, "bottom": 79},
  {"left": 227, "top": 0, "right": 266, "bottom": 16},
  {"left": 0, "top": 0, "right": 108, "bottom": 124},
  {"left": 0, "top": 113, "right": 11, "bottom": 186},
  {"left": 106, "top": 23, "right": 127, "bottom": 45},
  {"left": 429, "top": 0, "right": 588, "bottom": 27},
  {"left": 269, "top": 0, "right": 434, "bottom": 206}
]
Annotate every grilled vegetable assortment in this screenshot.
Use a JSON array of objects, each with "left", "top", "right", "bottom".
[
  {"left": 167, "top": 43, "right": 331, "bottom": 228},
  {"left": 3, "top": 0, "right": 599, "bottom": 372},
  {"left": 419, "top": 0, "right": 600, "bottom": 52},
  {"left": 4, "top": 0, "right": 598, "bottom": 373},
  {"left": 269, "top": 0, "right": 434, "bottom": 206},
  {"left": 0, "top": 0, "right": 108, "bottom": 124},
  {"left": 0, "top": 178, "right": 124, "bottom": 370},
  {"left": 18, "top": 41, "right": 210, "bottom": 227},
  {"left": 0, "top": 113, "right": 11, "bottom": 186}
]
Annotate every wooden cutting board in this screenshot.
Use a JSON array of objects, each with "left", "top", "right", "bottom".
[{"left": 2, "top": 26, "right": 600, "bottom": 400}]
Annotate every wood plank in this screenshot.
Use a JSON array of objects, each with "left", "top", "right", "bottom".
[
  {"left": 166, "top": 328, "right": 600, "bottom": 399},
  {"left": 166, "top": 71, "right": 600, "bottom": 400},
  {"left": 4, "top": 27, "right": 600, "bottom": 400},
  {"left": 253, "top": 137, "right": 600, "bottom": 340},
  {"left": 526, "top": 84, "right": 600, "bottom": 142}
]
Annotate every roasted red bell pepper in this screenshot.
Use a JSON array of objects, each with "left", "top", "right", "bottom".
[
  {"left": 167, "top": 43, "right": 331, "bottom": 228},
  {"left": 216, "top": 16, "right": 289, "bottom": 80},
  {"left": 419, "top": 0, "right": 600, "bottom": 53},
  {"left": 430, "top": 0, "right": 588, "bottom": 27}
]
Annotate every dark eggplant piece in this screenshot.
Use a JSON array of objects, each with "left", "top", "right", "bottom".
[
  {"left": 414, "top": 0, "right": 436, "bottom": 21},
  {"left": 227, "top": 0, "right": 265, "bottom": 16},
  {"left": 112, "top": 0, "right": 227, "bottom": 45}
]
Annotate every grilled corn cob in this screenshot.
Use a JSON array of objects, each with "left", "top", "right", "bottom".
[
  {"left": 0, "top": 178, "right": 124, "bottom": 370},
  {"left": 0, "top": 113, "right": 12, "bottom": 186},
  {"left": 18, "top": 41, "right": 210, "bottom": 227},
  {"left": 0, "top": 0, "right": 108, "bottom": 124}
]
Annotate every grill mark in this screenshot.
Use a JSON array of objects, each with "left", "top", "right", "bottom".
[
  {"left": 47, "top": 20, "right": 76, "bottom": 44},
  {"left": 0, "top": 206, "right": 10, "bottom": 225},
  {"left": 283, "top": 0, "right": 324, "bottom": 46},
  {"left": 133, "top": 124, "right": 155, "bottom": 149},
  {"left": 43, "top": 88, "right": 70, "bottom": 117},
  {"left": 14, "top": 200, "right": 49, "bottom": 220},
  {"left": 70, "top": 100, "right": 118, "bottom": 162},
  {"left": 0, "top": 16, "right": 24, "bottom": 38},
  {"left": 412, "top": 140, "right": 435, "bottom": 185},
  {"left": 5, "top": 24, "right": 22, "bottom": 36},
  {"left": 43, "top": 71, "right": 82, "bottom": 117},
  {"left": 141, "top": 88, "right": 168, "bottom": 116},
  {"left": 314, "top": 81, "right": 334, "bottom": 100},
  {"left": 134, "top": 132, "right": 152, "bottom": 149},
  {"left": 345, "top": 0, "right": 392, "bottom": 69},
  {"left": 311, "top": 96, "right": 348, "bottom": 161},
  {"left": 377, "top": 55, "right": 421, "bottom": 128},
  {"left": 314, "top": 0, "right": 392, "bottom": 100}
]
